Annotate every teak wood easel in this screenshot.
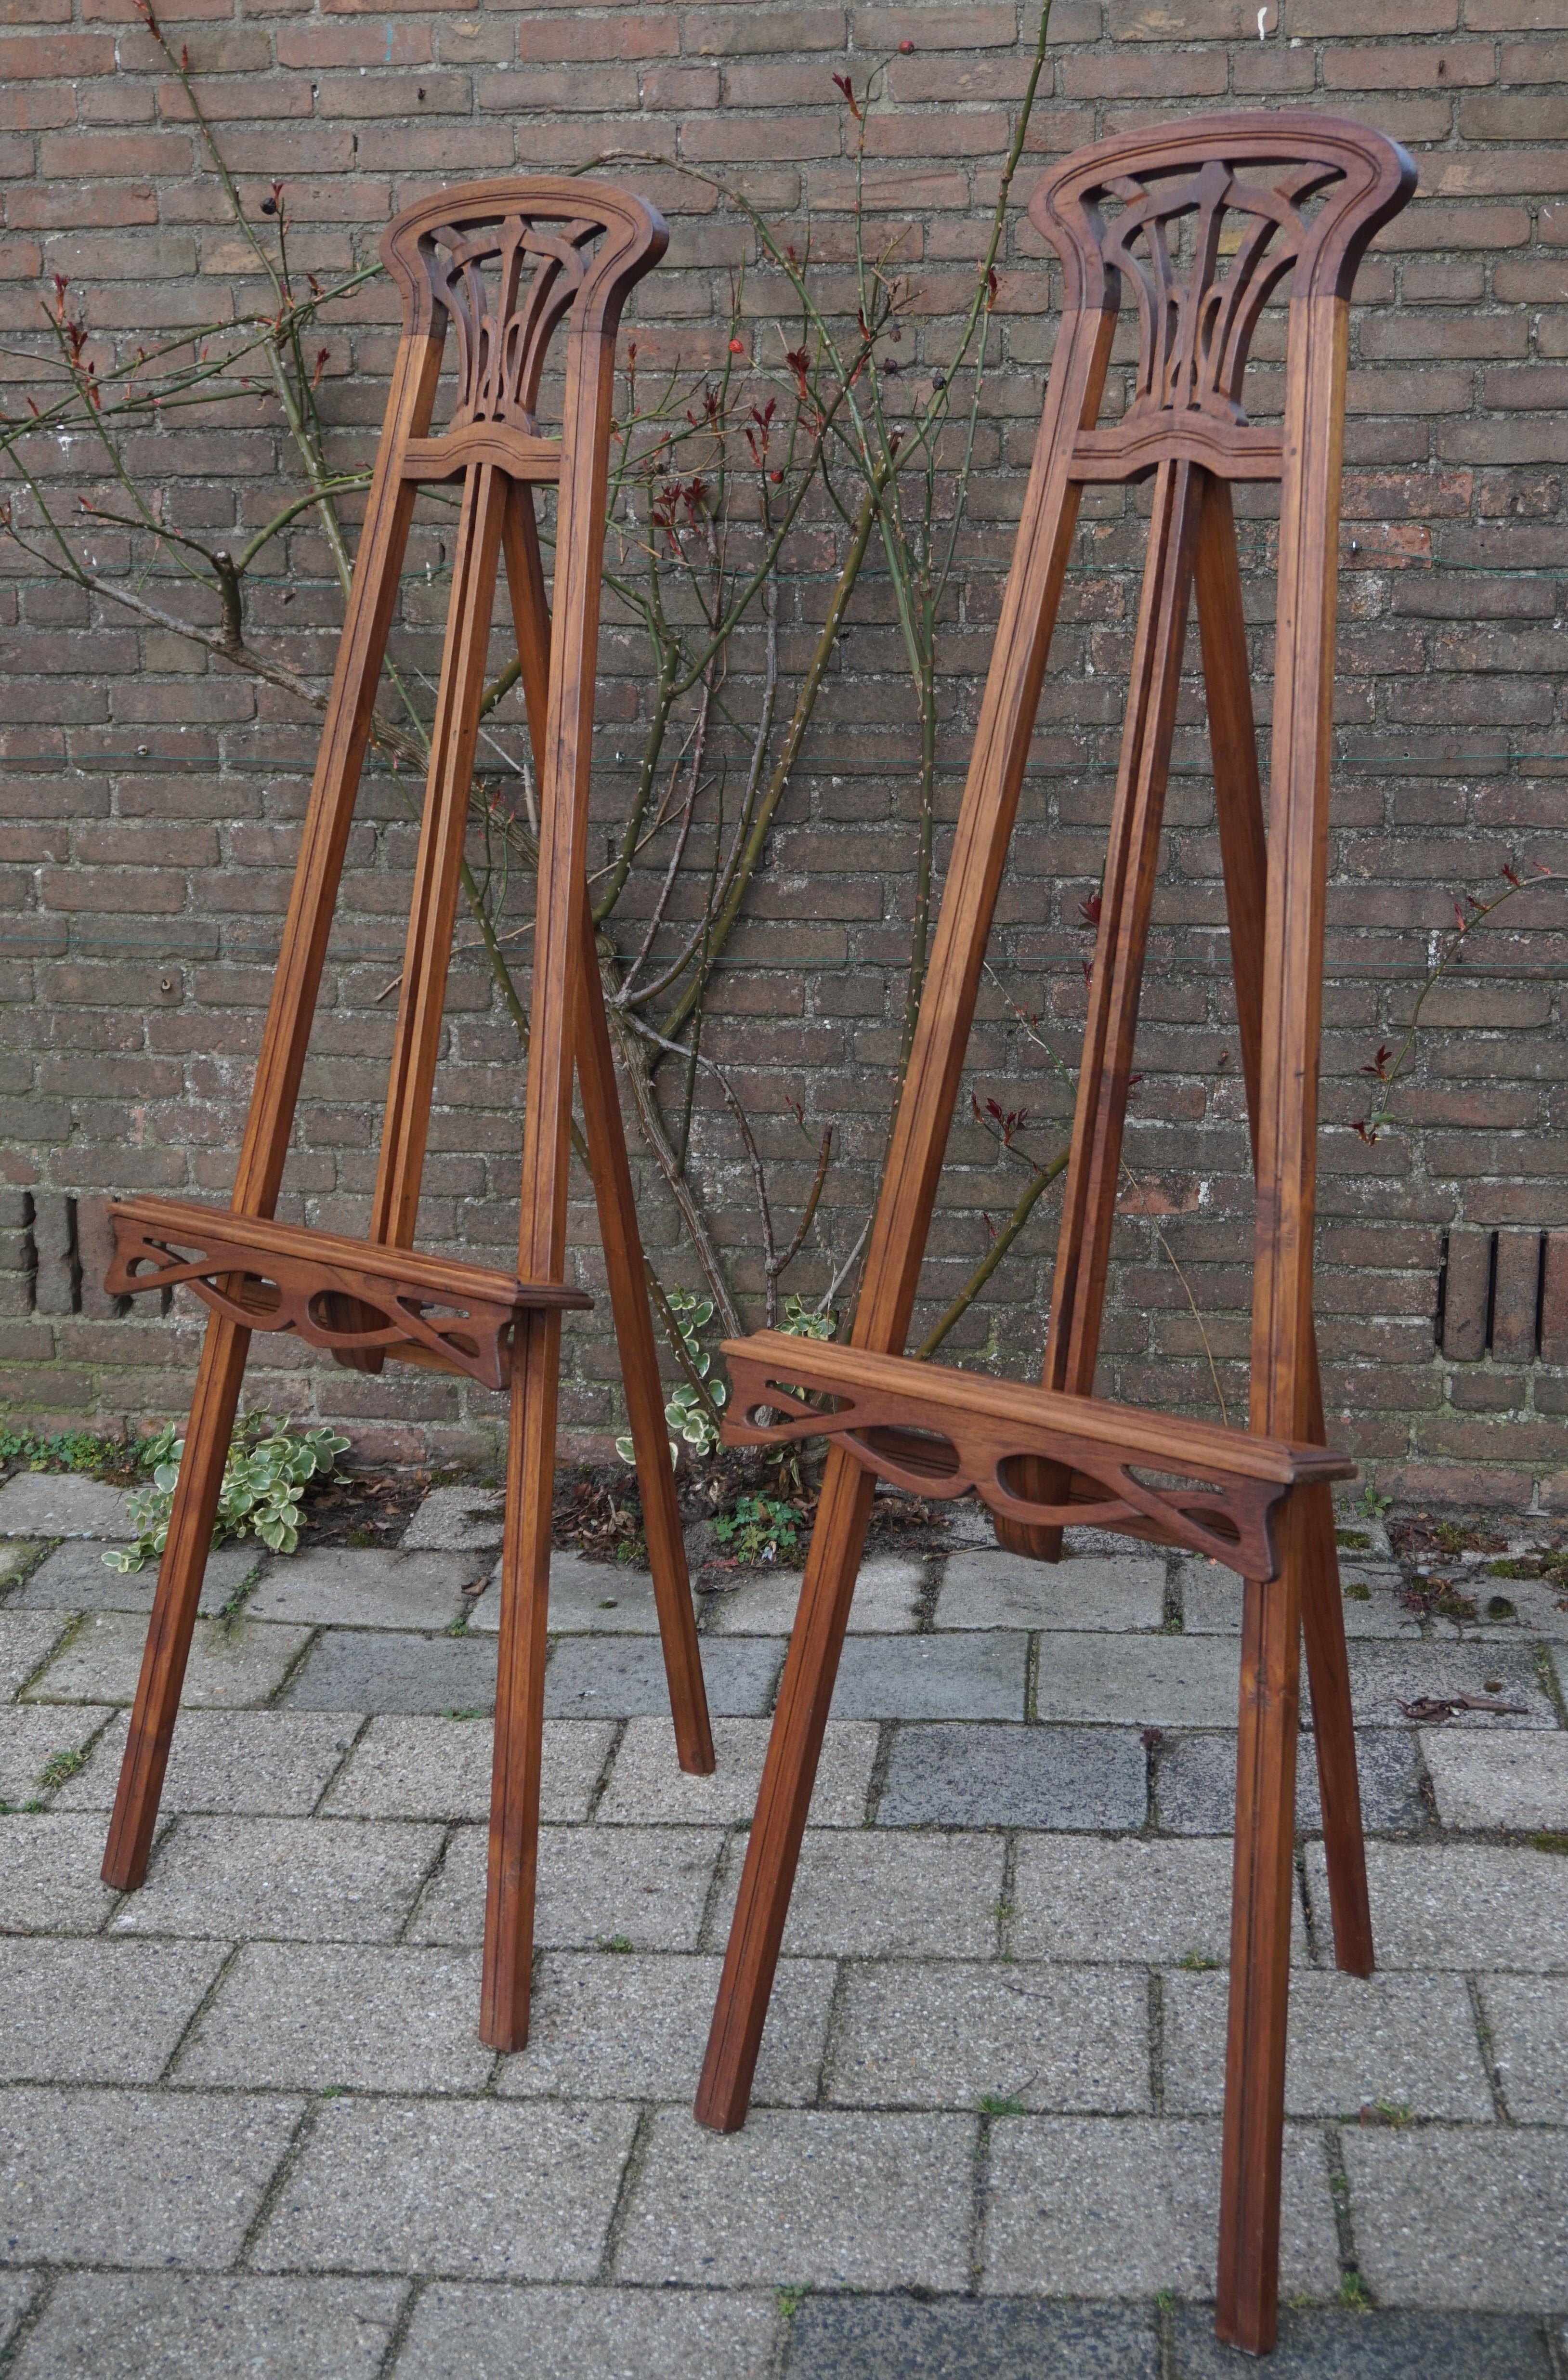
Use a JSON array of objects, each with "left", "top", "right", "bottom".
[
  {"left": 696, "top": 116, "right": 1414, "bottom": 2355},
  {"left": 99, "top": 177, "right": 715, "bottom": 2050}
]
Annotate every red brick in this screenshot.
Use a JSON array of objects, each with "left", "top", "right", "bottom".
[
  {"left": 0, "top": 32, "right": 114, "bottom": 74},
  {"left": 852, "top": 3, "right": 1018, "bottom": 45},
  {"left": 1541, "top": 1232, "right": 1568, "bottom": 1362},
  {"left": 277, "top": 23, "right": 431, "bottom": 65}
]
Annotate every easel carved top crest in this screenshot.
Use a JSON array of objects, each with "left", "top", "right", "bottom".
[{"left": 1034, "top": 113, "right": 1414, "bottom": 484}]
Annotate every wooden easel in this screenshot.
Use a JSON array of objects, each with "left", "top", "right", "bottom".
[
  {"left": 99, "top": 177, "right": 715, "bottom": 2052},
  {"left": 694, "top": 116, "right": 1413, "bottom": 2355}
]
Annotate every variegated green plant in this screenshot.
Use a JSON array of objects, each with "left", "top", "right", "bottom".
[{"left": 105, "top": 1413, "right": 350, "bottom": 1573}]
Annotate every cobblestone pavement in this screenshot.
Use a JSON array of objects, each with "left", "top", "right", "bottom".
[{"left": 0, "top": 1473, "right": 1566, "bottom": 2376}]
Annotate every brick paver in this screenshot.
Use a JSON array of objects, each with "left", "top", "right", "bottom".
[{"left": 1, "top": 1499, "right": 1566, "bottom": 2373}]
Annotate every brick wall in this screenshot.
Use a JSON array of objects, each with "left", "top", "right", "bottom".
[{"left": 2, "top": 0, "right": 1565, "bottom": 1507}]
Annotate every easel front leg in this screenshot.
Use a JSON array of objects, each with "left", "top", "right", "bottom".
[
  {"left": 695, "top": 1448, "right": 875, "bottom": 2130},
  {"left": 575, "top": 896, "right": 714, "bottom": 1776},
  {"left": 102, "top": 1311, "right": 249, "bottom": 1887},
  {"left": 1196, "top": 472, "right": 1370, "bottom": 1977}
]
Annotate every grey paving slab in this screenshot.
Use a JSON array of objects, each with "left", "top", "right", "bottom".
[
  {"left": 828, "top": 1633, "right": 1026, "bottom": 1721},
  {"left": 321, "top": 1714, "right": 613, "bottom": 1824},
  {"left": 496, "top": 1951, "right": 834, "bottom": 2106},
  {"left": 53, "top": 1710, "right": 357, "bottom": 1816},
  {"left": 29, "top": 1612, "right": 312, "bottom": 1708},
  {"left": 395, "top": 2285, "right": 778, "bottom": 2380},
  {"left": 10, "top": 1538, "right": 260, "bottom": 1615},
  {"left": 788, "top": 2297, "right": 1162, "bottom": 2380},
  {"left": 827, "top": 1960, "right": 1150, "bottom": 2113},
  {"left": 409, "top": 1822, "right": 724, "bottom": 1952},
  {"left": 177, "top": 1942, "right": 494, "bottom": 2092},
  {"left": 247, "top": 1547, "right": 482, "bottom": 1629},
  {"left": 708, "top": 1829, "right": 1007, "bottom": 1959},
  {"left": 1180, "top": 1558, "right": 1418, "bottom": 1639},
  {"left": 981, "top": 2118, "right": 1339, "bottom": 2299},
  {"left": 1344, "top": 2127, "right": 1568, "bottom": 2310},
  {"left": 1305, "top": 1841, "right": 1568, "bottom": 1971},
  {"left": 706, "top": 1557, "right": 924, "bottom": 1636},
  {"left": 400, "top": 1485, "right": 504, "bottom": 1551},
  {"left": 1424, "top": 1731, "right": 1568, "bottom": 1831},
  {"left": 0, "top": 1703, "right": 114, "bottom": 1804},
  {"left": 598, "top": 1715, "right": 876, "bottom": 1828},
  {"left": 1163, "top": 1968, "right": 1494, "bottom": 2118},
  {"left": 282, "top": 1629, "right": 498, "bottom": 1714},
  {"left": 1477, "top": 1975, "right": 1568, "bottom": 2123},
  {"left": 546, "top": 1635, "right": 783, "bottom": 1719},
  {"left": 0, "top": 2085, "right": 301, "bottom": 2267},
  {"left": 0, "top": 1474, "right": 131, "bottom": 1538},
  {"left": 253, "top": 2096, "right": 637, "bottom": 2280},
  {"left": 469, "top": 1549, "right": 666, "bottom": 1635},
  {"left": 1171, "top": 2306, "right": 1554, "bottom": 2380},
  {"left": 9, "top": 2275, "right": 405, "bottom": 2380},
  {"left": 0, "top": 2274, "right": 38, "bottom": 2358},
  {"left": 108, "top": 1816, "right": 443, "bottom": 1943},
  {"left": 937, "top": 1549, "right": 1166, "bottom": 1633},
  {"left": 0, "top": 1539, "right": 40, "bottom": 1590},
  {"left": 615, "top": 2107, "right": 976, "bottom": 2290},
  {"left": 0, "top": 1937, "right": 227, "bottom": 2083},
  {"left": 1012, "top": 1836, "right": 1307, "bottom": 1966},
  {"left": 0, "top": 1612, "right": 70, "bottom": 1700},
  {"left": 1337, "top": 1639, "right": 1558, "bottom": 1729},
  {"left": 1458, "top": 1576, "right": 1568, "bottom": 1643},
  {"left": 0, "top": 1812, "right": 126, "bottom": 1934},
  {"left": 1154, "top": 1729, "right": 1427, "bottom": 1837},
  {"left": 1033, "top": 1635, "right": 1242, "bottom": 1727},
  {"left": 877, "top": 1722, "right": 1147, "bottom": 1830}
]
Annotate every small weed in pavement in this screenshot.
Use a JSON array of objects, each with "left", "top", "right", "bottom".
[
  {"left": 1358, "top": 2099, "right": 1414, "bottom": 2128},
  {"left": 1177, "top": 1950, "right": 1222, "bottom": 1972},
  {"left": 35, "top": 1746, "right": 88, "bottom": 1792},
  {"left": 976, "top": 2092, "right": 1027, "bottom": 2118}
]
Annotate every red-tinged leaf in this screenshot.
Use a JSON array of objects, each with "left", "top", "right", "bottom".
[
  {"left": 1215, "top": 1049, "right": 1230, "bottom": 1071},
  {"left": 985, "top": 267, "right": 999, "bottom": 311},
  {"left": 1453, "top": 900, "right": 1468, "bottom": 931},
  {"left": 831, "top": 71, "right": 861, "bottom": 119},
  {"left": 970, "top": 1092, "right": 982, "bottom": 1120},
  {"left": 1503, "top": 863, "right": 1521, "bottom": 887},
  {"left": 1127, "top": 1073, "right": 1143, "bottom": 1090},
  {"left": 1361, "top": 1044, "right": 1392, "bottom": 1081},
  {"left": 1082, "top": 959, "right": 1094, "bottom": 986},
  {"left": 1079, "top": 890, "right": 1102, "bottom": 928}
]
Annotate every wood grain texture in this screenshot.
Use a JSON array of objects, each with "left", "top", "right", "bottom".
[{"left": 695, "top": 116, "right": 1413, "bottom": 2357}]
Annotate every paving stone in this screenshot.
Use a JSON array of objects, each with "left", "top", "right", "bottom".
[
  {"left": 708, "top": 1830, "right": 1007, "bottom": 1960},
  {"left": 395, "top": 2285, "right": 778, "bottom": 2380},
  {"left": 937, "top": 1549, "right": 1166, "bottom": 1633},
  {"left": 11, "top": 1539, "right": 260, "bottom": 1616},
  {"left": 615, "top": 2107, "right": 975, "bottom": 2290},
  {"left": 1171, "top": 2305, "right": 1554, "bottom": 2380},
  {"left": 789, "top": 2296, "right": 1162, "bottom": 2380},
  {"left": 1424, "top": 1731, "right": 1568, "bottom": 1831},
  {"left": 53, "top": 1710, "right": 357, "bottom": 1816},
  {"left": 177, "top": 1942, "right": 493, "bottom": 2092},
  {"left": 1154, "top": 1729, "right": 1427, "bottom": 1836},
  {"left": 0, "top": 1938, "right": 228, "bottom": 2083},
  {"left": 282, "top": 1629, "right": 498, "bottom": 1714},
  {"left": 9, "top": 2275, "right": 405, "bottom": 2380},
  {"left": 409, "top": 1822, "right": 724, "bottom": 1952},
  {"left": 1344, "top": 2127, "right": 1568, "bottom": 2309},
  {"left": 108, "top": 1816, "right": 443, "bottom": 1943},
  {"left": 0, "top": 1540, "right": 41, "bottom": 1590},
  {"left": 30, "top": 1612, "right": 312, "bottom": 1709},
  {"left": 1305, "top": 1841, "right": 1568, "bottom": 1971},
  {"left": 0, "top": 1474, "right": 131, "bottom": 1538},
  {"left": 0, "top": 2274, "right": 38, "bottom": 2357},
  {"left": 706, "top": 1557, "right": 924, "bottom": 1636},
  {"left": 597, "top": 1716, "right": 876, "bottom": 1827},
  {"left": 545, "top": 1635, "right": 783, "bottom": 1720},
  {"left": 497, "top": 1951, "right": 834, "bottom": 2106},
  {"left": 470, "top": 1550, "right": 666, "bottom": 1635},
  {"left": 247, "top": 1548, "right": 482, "bottom": 1630},
  {"left": 828, "top": 1633, "right": 1026, "bottom": 1720},
  {"left": 253, "top": 2097, "right": 637, "bottom": 2280},
  {"left": 828, "top": 1961, "right": 1150, "bottom": 2113},
  {"left": 982, "top": 2117, "right": 1339, "bottom": 2298},
  {"left": 0, "top": 1704, "right": 114, "bottom": 1804},
  {"left": 1452, "top": 1577, "right": 1568, "bottom": 1643},
  {"left": 1477, "top": 1975, "right": 1568, "bottom": 2123},
  {"left": 400, "top": 1485, "right": 504, "bottom": 1551},
  {"left": 1163, "top": 1969, "right": 1494, "bottom": 2118},
  {"left": 1338, "top": 1639, "right": 1558, "bottom": 1729},
  {"left": 1033, "top": 1635, "right": 1242, "bottom": 1727},
  {"left": 0, "top": 1612, "right": 70, "bottom": 1700},
  {"left": 1012, "top": 1837, "right": 1308, "bottom": 1966},
  {"left": 0, "top": 2085, "right": 301, "bottom": 2267},
  {"left": 877, "top": 1722, "right": 1147, "bottom": 1830},
  {"left": 0, "top": 1812, "right": 127, "bottom": 1933},
  {"left": 1180, "top": 1557, "right": 1417, "bottom": 1639},
  {"left": 321, "top": 1715, "right": 613, "bottom": 1824}
]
